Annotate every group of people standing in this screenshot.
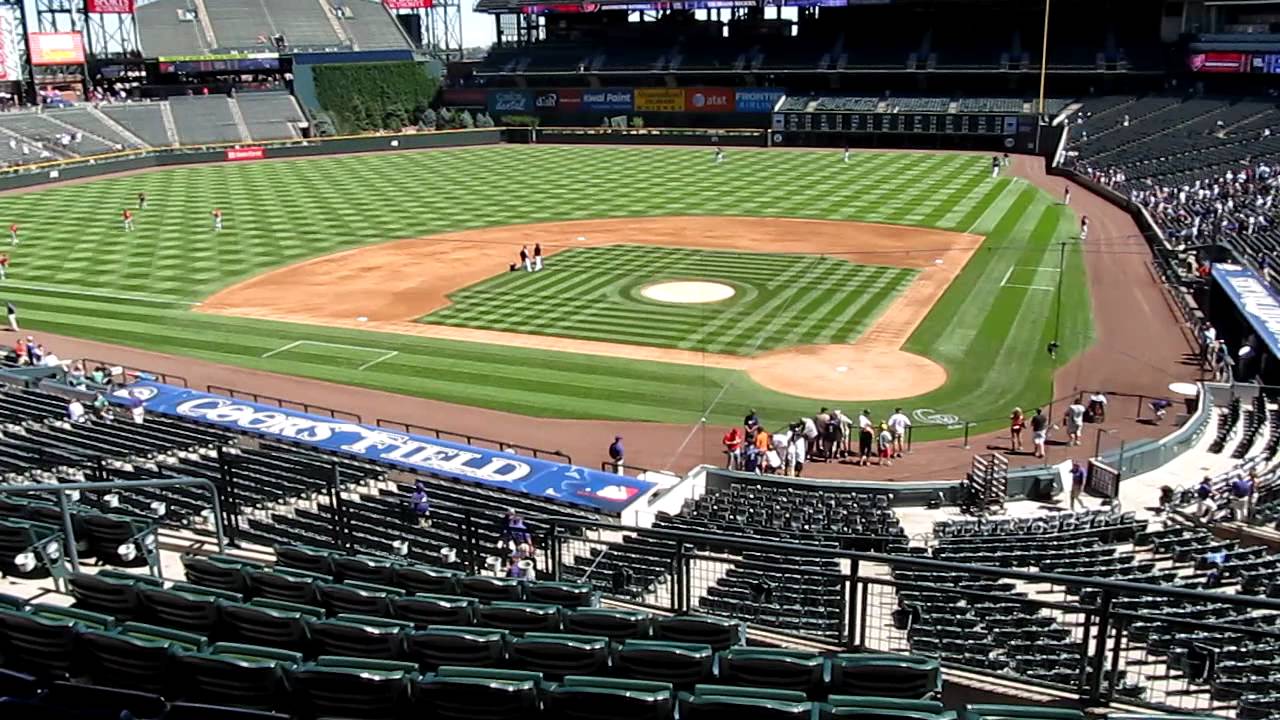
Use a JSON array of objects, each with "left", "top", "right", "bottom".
[
  {"left": 722, "top": 407, "right": 913, "bottom": 475},
  {"left": 1009, "top": 394, "right": 1105, "bottom": 459}
]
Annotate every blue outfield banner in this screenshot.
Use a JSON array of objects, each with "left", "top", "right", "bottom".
[
  {"left": 735, "top": 88, "right": 785, "bottom": 113},
  {"left": 580, "top": 87, "right": 633, "bottom": 112},
  {"left": 488, "top": 89, "right": 532, "bottom": 113},
  {"left": 110, "top": 382, "right": 656, "bottom": 513},
  {"left": 1211, "top": 263, "right": 1280, "bottom": 359}
]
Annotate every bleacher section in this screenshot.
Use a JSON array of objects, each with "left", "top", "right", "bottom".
[
  {"left": 137, "top": 0, "right": 212, "bottom": 57},
  {"left": 236, "top": 92, "right": 304, "bottom": 140},
  {"left": 100, "top": 104, "right": 174, "bottom": 148},
  {"left": 169, "top": 96, "right": 244, "bottom": 144},
  {"left": 1066, "top": 94, "right": 1280, "bottom": 272},
  {"left": 337, "top": 0, "right": 413, "bottom": 50}
]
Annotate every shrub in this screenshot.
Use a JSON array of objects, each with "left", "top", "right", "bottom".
[{"left": 313, "top": 61, "right": 439, "bottom": 135}]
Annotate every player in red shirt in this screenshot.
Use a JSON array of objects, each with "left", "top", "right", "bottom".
[
  {"left": 122, "top": 209, "right": 134, "bottom": 232},
  {"left": 212, "top": 208, "right": 223, "bottom": 232},
  {"left": 8, "top": 223, "right": 17, "bottom": 246},
  {"left": 0, "top": 253, "right": 9, "bottom": 281}
]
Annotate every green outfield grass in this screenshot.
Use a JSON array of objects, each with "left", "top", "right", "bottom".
[
  {"left": 0, "top": 145, "right": 1092, "bottom": 438},
  {"left": 424, "top": 245, "right": 918, "bottom": 355}
]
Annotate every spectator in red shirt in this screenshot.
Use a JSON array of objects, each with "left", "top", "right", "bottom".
[{"left": 722, "top": 427, "right": 743, "bottom": 470}]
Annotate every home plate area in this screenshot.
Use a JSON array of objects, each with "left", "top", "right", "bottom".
[
  {"left": 261, "top": 340, "right": 399, "bottom": 372},
  {"left": 1001, "top": 265, "right": 1060, "bottom": 291}
]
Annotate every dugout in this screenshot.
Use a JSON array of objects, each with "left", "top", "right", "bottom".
[{"left": 1204, "top": 263, "right": 1280, "bottom": 388}]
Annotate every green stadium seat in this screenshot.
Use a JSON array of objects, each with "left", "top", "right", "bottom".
[
  {"left": 182, "top": 554, "right": 251, "bottom": 595},
  {"left": 169, "top": 581, "right": 243, "bottom": 602},
  {"left": 461, "top": 575, "right": 526, "bottom": 602},
  {"left": 0, "top": 593, "right": 24, "bottom": 610},
  {"left": 138, "top": 585, "right": 225, "bottom": 635},
  {"left": 831, "top": 654, "right": 941, "bottom": 699},
  {"left": 76, "top": 627, "right": 184, "bottom": 693},
  {"left": 405, "top": 625, "right": 509, "bottom": 669},
  {"left": 564, "top": 607, "right": 653, "bottom": 640},
  {"left": 545, "top": 676, "right": 676, "bottom": 720},
  {"left": 118, "top": 621, "right": 206, "bottom": 649},
  {"left": 655, "top": 614, "right": 744, "bottom": 650},
  {"left": 508, "top": 632, "right": 611, "bottom": 677},
  {"left": 334, "top": 554, "right": 401, "bottom": 586},
  {"left": 961, "top": 706, "right": 1084, "bottom": 720},
  {"left": 0, "top": 519, "right": 62, "bottom": 579},
  {"left": 247, "top": 597, "right": 324, "bottom": 618},
  {"left": 28, "top": 603, "right": 114, "bottom": 628},
  {"left": 393, "top": 593, "right": 477, "bottom": 626},
  {"left": 96, "top": 568, "right": 163, "bottom": 587},
  {"left": 209, "top": 642, "right": 305, "bottom": 664},
  {"left": 175, "top": 648, "right": 297, "bottom": 712},
  {"left": 526, "top": 580, "right": 598, "bottom": 608},
  {"left": 307, "top": 614, "right": 410, "bottom": 661},
  {"left": 613, "top": 640, "right": 716, "bottom": 686},
  {"left": 415, "top": 666, "right": 542, "bottom": 720},
  {"left": 679, "top": 689, "right": 817, "bottom": 720},
  {"left": 317, "top": 581, "right": 398, "bottom": 618},
  {"left": 67, "top": 572, "right": 143, "bottom": 618},
  {"left": 245, "top": 567, "right": 323, "bottom": 606},
  {"left": 0, "top": 607, "right": 80, "bottom": 676},
  {"left": 273, "top": 545, "right": 334, "bottom": 575},
  {"left": 289, "top": 657, "right": 416, "bottom": 720},
  {"left": 476, "top": 601, "right": 562, "bottom": 633},
  {"left": 395, "top": 564, "right": 463, "bottom": 595},
  {"left": 219, "top": 602, "right": 312, "bottom": 654},
  {"left": 821, "top": 706, "right": 948, "bottom": 720},
  {"left": 43, "top": 680, "right": 168, "bottom": 720},
  {"left": 718, "top": 647, "right": 828, "bottom": 696},
  {"left": 165, "top": 702, "right": 290, "bottom": 720},
  {"left": 826, "top": 696, "right": 948, "bottom": 715},
  {"left": 693, "top": 685, "right": 810, "bottom": 702}
]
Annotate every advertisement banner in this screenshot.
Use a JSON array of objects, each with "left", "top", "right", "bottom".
[
  {"left": 1189, "top": 52, "right": 1249, "bottom": 73},
  {"left": 111, "top": 382, "right": 655, "bottom": 513},
  {"left": 634, "top": 88, "right": 685, "bottom": 112},
  {"left": 580, "top": 87, "right": 633, "bottom": 112},
  {"left": 735, "top": 87, "right": 785, "bottom": 113},
  {"left": 0, "top": 8, "right": 21, "bottom": 82},
  {"left": 488, "top": 89, "right": 531, "bottom": 113},
  {"left": 86, "top": 0, "right": 136, "bottom": 13},
  {"left": 1211, "top": 263, "right": 1280, "bottom": 359},
  {"left": 442, "top": 87, "right": 486, "bottom": 106},
  {"left": 685, "top": 87, "right": 733, "bottom": 113},
  {"left": 29, "top": 32, "right": 86, "bottom": 65},
  {"left": 225, "top": 147, "right": 265, "bottom": 162},
  {"left": 383, "top": 0, "right": 432, "bottom": 8}
]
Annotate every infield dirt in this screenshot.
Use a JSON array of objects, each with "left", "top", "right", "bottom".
[{"left": 200, "top": 216, "right": 981, "bottom": 401}]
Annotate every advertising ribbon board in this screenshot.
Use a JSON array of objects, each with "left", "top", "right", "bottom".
[
  {"left": 110, "top": 382, "right": 656, "bottom": 513},
  {"left": 383, "top": 0, "right": 433, "bottom": 8},
  {"left": 735, "top": 88, "right": 784, "bottom": 113},
  {"left": 634, "top": 88, "right": 685, "bottom": 112},
  {"left": 225, "top": 147, "right": 265, "bottom": 162},
  {"left": 685, "top": 87, "right": 733, "bottom": 113},
  {"left": 488, "top": 89, "right": 531, "bottom": 113},
  {"left": 580, "top": 88, "right": 633, "bottom": 112},
  {"left": 29, "top": 32, "right": 86, "bottom": 66},
  {"left": 0, "top": 8, "right": 22, "bottom": 82},
  {"left": 1211, "top": 263, "right": 1280, "bottom": 360},
  {"left": 1189, "top": 52, "right": 1249, "bottom": 73},
  {"left": 86, "top": 0, "right": 136, "bottom": 13}
]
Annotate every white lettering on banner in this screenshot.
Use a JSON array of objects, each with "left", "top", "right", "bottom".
[
  {"left": 1227, "top": 276, "right": 1280, "bottom": 339},
  {"left": 173, "top": 397, "right": 533, "bottom": 483}
]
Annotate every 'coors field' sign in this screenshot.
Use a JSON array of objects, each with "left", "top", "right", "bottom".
[{"left": 86, "top": 0, "right": 135, "bottom": 13}]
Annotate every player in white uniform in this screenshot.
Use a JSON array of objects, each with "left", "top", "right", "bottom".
[{"left": 212, "top": 209, "right": 223, "bottom": 231}]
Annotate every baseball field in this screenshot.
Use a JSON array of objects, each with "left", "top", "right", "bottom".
[{"left": 0, "top": 145, "right": 1092, "bottom": 439}]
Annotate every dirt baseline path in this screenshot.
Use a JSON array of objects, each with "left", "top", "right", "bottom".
[{"left": 200, "top": 217, "right": 982, "bottom": 401}]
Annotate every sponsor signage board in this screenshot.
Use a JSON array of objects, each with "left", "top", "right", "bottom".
[
  {"left": 685, "top": 87, "right": 733, "bottom": 112},
  {"left": 1211, "top": 263, "right": 1280, "bottom": 360},
  {"left": 225, "top": 147, "right": 265, "bottom": 161},
  {"left": 735, "top": 87, "right": 784, "bottom": 113},
  {"left": 0, "top": 8, "right": 22, "bottom": 82},
  {"left": 634, "top": 87, "right": 685, "bottom": 112},
  {"left": 111, "top": 382, "right": 655, "bottom": 513},
  {"left": 488, "top": 89, "right": 531, "bottom": 113},
  {"left": 29, "top": 32, "right": 86, "bottom": 66},
  {"left": 86, "top": 0, "right": 136, "bottom": 13},
  {"left": 580, "top": 87, "right": 633, "bottom": 111}
]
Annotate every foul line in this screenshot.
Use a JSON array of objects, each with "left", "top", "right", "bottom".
[
  {"left": 0, "top": 281, "right": 199, "bottom": 306},
  {"left": 356, "top": 350, "right": 399, "bottom": 372},
  {"left": 1003, "top": 283, "right": 1056, "bottom": 291},
  {"left": 261, "top": 339, "right": 392, "bottom": 361},
  {"left": 999, "top": 266, "right": 1014, "bottom": 287}
]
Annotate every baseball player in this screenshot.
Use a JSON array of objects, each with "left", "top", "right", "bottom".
[
  {"left": 991, "top": 155, "right": 1001, "bottom": 178},
  {"left": 533, "top": 242, "right": 543, "bottom": 271},
  {"left": 519, "top": 245, "right": 531, "bottom": 272},
  {"left": 714, "top": 146, "right": 724, "bottom": 164},
  {"left": 137, "top": 192, "right": 147, "bottom": 210},
  {"left": 1080, "top": 216, "right": 1089, "bottom": 241},
  {"left": 0, "top": 253, "right": 9, "bottom": 281},
  {"left": 1063, "top": 185, "right": 1071, "bottom": 205},
  {"left": 122, "top": 209, "right": 134, "bottom": 232},
  {"left": 8, "top": 223, "right": 17, "bottom": 246},
  {"left": 212, "top": 208, "right": 223, "bottom": 231},
  {"left": 843, "top": 145, "right": 851, "bottom": 164}
]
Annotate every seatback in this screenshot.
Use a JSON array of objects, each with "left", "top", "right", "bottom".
[
  {"left": 245, "top": 568, "right": 324, "bottom": 607},
  {"left": 0, "top": 608, "right": 81, "bottom": 676},
  {"left": 42, "top": 681, "right": 168, "bottom": 720},
  {"left": 679, "top": 688, "right": 816, "bottom": 720},
  {"left": 461, "top": 575, "right": 525, "bottom": 602},
  {"left": 415, "top": 667, "right": 541, "bottom": 720},
  {"left": 564, "top": 607, "right": 653, "bottom": 640},
  {"left": 139, "top": 586, "right": 227, "bottom": 636},
  {"left": 318, "top": 582, "right": 400, "bottom": 618},
  {"left": 831, "top": 654, "right": 941, "bottom": 699},
  {"left": 526, "top": 580, "right": 598, "bottom": 608},
  {"left": 174, "top": 644, "right": 299, "bottom": 712},
  {"left": 273, "top": 545, "right": 333, "bottom": 575},
  {"left": 545, "top": 676, "right": 676, "bottom": 720},
  {"left": 655, "top": 614, "right": 744, "bottom": 650},
  {"left": 613, "top": 640, "right": 716, "bottom": 686},
  {"left": 475, "top": 601, "right": 562, "bottom": 633},
  {"left": 76, "top": 628, "right": 182, "bottom": 693},
  {"left": 289, "top": 657, "right": 416, "bottom": 720},
  {"left": 333, "top": 555, "right": 400, "bottom": 586},
  {"left": 182, "top": 555, "right": 251, "bottom": 595},
  {"left": 394, "top": 564, "right": 463, "bottom": 595},
  {"left": 508, "top": 632, "right": 611, "bottom": 678},
  {"left": 67, "top": 572, "right": 143, "bottom": 618},
  {"left": 404, "top": 626, "right": 508, "bottom": 669},
  {"left": 219, "top": 603, "right": 311, "bottom": 654},
  {"left": 719, "top": 648, "right": 828, "bottom": 696},
  {"left": 393, "top": 593, "right": 477, "bottom": 627},
  {"left": 308, "top": 614, "right": 409, "bottom": 661}
]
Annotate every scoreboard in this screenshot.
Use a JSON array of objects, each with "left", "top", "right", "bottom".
[{"left": 772, "top": 112, "right": 1025, "bottom": 135}]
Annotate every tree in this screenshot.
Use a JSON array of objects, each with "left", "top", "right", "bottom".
[{"left": 420, "top": 108, "right": 438, "bottom": 130}]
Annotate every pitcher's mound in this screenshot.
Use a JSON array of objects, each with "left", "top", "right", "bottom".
[{"left": 640, "top": 280, "right": 736, "bottom": 305}]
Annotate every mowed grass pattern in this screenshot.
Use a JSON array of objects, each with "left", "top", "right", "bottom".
[
  {"left": 424, "top": 245, "right": 917, "bottom": 355},
  {"left": 0, "top": 146, "right": 1092, "bottom": 436}
]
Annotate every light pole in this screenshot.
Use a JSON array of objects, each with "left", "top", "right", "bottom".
[{"left": 1038, "top": 0, "right": 1052, "bottom": 116}]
